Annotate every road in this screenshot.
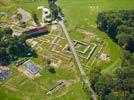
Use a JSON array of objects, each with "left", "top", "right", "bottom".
[{"left": 58, "top": 21, "right": 97, "bottom": 100}]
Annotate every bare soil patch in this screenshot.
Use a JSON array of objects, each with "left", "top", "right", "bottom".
[{"left": 17, "top": 8, "right": 31, "bottom": 22}]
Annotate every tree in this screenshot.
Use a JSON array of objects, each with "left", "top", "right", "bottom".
[
  {"left": 0, "top": 47, "right": 10, "bottom": 65},
  {"left": 97, "top": 10, "right": 134, "bottom": 52},
  {"left": 45, "top": 59, "right": 55, "bottom": 73},
  {"left": 48, "top": 0, "right": 57, "bottom": 4},
  {"left": 49, "top": 3, "right": 59, "bottom": 19},
  {"left": 32, "top": 12, "right": 40, "bottom": 25},
  {"left": 48, "top": 0, "right": 63, "bottom": 20},
  {"left": 46, "top": 59, "right": 51, "bottom": 65},
  {"left": 3, "top": 27, "right": 13, "bottom": 35},
  {"left": 45, "top": 59, "right": 51, "bottom": 70},
  {"left": 116, "top": 33, "right": 131, "bottom": 47},
  {"left": 0, "top": 27, "right": 33, "bottom": 65},
  {"left": 94, "top": 75, "right": 114, "bottom": 100},
  {"left": 16, "top": 13, "right": 22, "bottom": 21},
  {"left": 89, "top": 66, "right": 101, "bottom": 88}
]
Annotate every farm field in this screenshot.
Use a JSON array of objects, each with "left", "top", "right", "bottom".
[{"left": 0, "top": 0, "right": 134, "bottom": 100}]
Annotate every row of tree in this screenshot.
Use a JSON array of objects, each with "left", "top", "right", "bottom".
[
  {"left": 48, "top": 0, "right": 64, "bottom": 20},
  {"left": 0, "top": 27, "right": 33, "bottom": 65},
  {"left": 90, "top": 10, "right": 134, "bottom": 100}
]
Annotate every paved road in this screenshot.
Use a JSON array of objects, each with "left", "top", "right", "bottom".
[{"left": 58, "top": 21, "right": 97, "bottom": 100}]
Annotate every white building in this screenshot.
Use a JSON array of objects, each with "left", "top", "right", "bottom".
[{"left": 37, "top": 6, "right": 51, "bottom": 22}]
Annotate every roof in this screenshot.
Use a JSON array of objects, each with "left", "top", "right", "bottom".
[
  {"left": 25, "top": 27, "right": 47, "bottom": 34},
  {"left": 24, "top": 61, "right": 39, "bottom": 75},
  {"left": 0, "top": 66, "right": 11, "bottom": 81},
  {"left": 0, "top": 70, "right": 11, "bottom": 81},
  {"left": 24, "top": 27, "right": 48, "bottom": 38}
]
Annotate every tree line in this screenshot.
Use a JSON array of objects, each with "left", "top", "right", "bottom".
[
  {"left": 48, "top": 0, "right": 64, "bottom": 20},
  {"left": 90, "top": 50, "right": 134, "bottom": 100},
  {"left": 97, "top": 10, "right": 134, "bottom": 52},
  {"left": 0, "top": 27, "right": 33, "bottom": 65},
  {"left": 89, "top": 10, "right": 134, "bottom": 100}
]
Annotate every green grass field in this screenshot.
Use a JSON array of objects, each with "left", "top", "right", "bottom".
[
  {"left": 58, "top": 0, "right": 134, "bottom": 30},
  {"left": 0, "top": 0, "right": 48, "bottom": 19},
  {"left": 57, "top": 0, "right": 134, "bottom": 72},
  {"left": 0, "top": 66, "right": 88, "bottom": 100},
  {"left": 0, "top": 0, "right": 134, "bottom": 99}
]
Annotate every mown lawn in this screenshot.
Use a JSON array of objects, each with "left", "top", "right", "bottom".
[
  {"left": 50, "top": 82, "right": 89, "bottom": 100},
  {"left": 0, "top": 0, "right": 48, "bottom": 17},
  {"left": 0, "top": 65, "right": 86, "bottom": 100},
  {"left": 58, "top": 0, "right": 134, "bottom": 30}
]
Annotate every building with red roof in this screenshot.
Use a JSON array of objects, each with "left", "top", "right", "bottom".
[{"left": 24, "top": 26, "right": 48, "bottom": 38}]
